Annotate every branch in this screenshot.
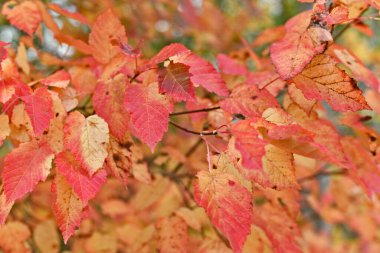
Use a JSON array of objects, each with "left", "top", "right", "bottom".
[
  {"left": 298, "top": 169, "right": 347, "bottom": 183},
  {"left": 170, "top": 106, "right": 221, "bottom": 116},
  {"left": 173, "top": 138, "right": 203, "bottom": 174},
  {"left": 169, "top": 121, "right": 218, "bottom": 136}
]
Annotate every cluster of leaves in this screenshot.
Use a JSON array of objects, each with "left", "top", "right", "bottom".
[{"left": 0, "top": 0, "right": 380, "bottom": 252}]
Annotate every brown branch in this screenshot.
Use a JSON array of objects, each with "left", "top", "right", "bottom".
[
  {"left": 169, "top": 121, "right": 218, "bottom": 136},
  {"left": 170, "top": 106, "right": 221, "bottom": 116},
  {"left": 298, "top": 169, "right": 347, "bottom": 183}
]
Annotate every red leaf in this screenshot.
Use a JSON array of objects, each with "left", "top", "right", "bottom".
[
  {"left": 55, "top": 151, "right": 107, "bottom": 203},
  {"left": 89, "top": 9, "right": 127, "bottom": 64},
  {"left": 172, "top": 52, "right": 229, "bottom": 97},
  {"left": 21, "top": 87, "right": 54, "bottom": 136},
  {"left": 231, "top": 119, "right": 267, "bottom": 170},
  {"left": 220, "top": 84, "right": 280, "bottom": 118},
  {"left": 124, "top": 83, "right": 173, "bottom": 151},
  {"left": 52, "top": 173, "right": 87, "bottom": 243},
  {"left": 217, "top": 54, "right": 247, "bottom": 75},
  {"left": 2, "top": 139, "right": 54, "bottom": 203},
  {"left": 2, "top": 1, "right": 41, "bottom": 36},
  {"left": 148, "top": 43, "right": 190, "bottom": 66},
  {"left": 41, "top": 70, "right": 71, "bottom": 88},
  {"left": 270, "top": 11, "right": 327, "bottom": 80},
  {"left": 158, "top": 62, "right": 195, "bottom": 102},
  {"left": 93, "top": 74, "right": 130, "bottom": 141},
  {"left": 194, "top": 170, "right": 253, "bottom": 253}
]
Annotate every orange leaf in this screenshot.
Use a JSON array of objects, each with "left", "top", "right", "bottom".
[
  {"left": 293, "top": 54, "right": 370, "bottom": 112},
  {"left": 156, "top": 216, "right": 189, "bottom": 253}
]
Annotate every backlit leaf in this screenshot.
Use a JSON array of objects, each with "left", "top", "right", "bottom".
[{"left": 2, "top": 139, "right": 54, "bottom": 202}]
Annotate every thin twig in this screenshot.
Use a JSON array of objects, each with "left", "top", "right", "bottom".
[
  {"left": 298, "top": 169, "right": 347, "bottom": 183},
  {"left": 169, "top": 121, "right": 218, "bottom": 136},
  {"left": 170, "top": 106, "right": 221, "bottom": 116}
]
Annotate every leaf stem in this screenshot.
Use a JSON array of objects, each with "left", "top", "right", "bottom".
[
  {"left": 170, "top": 106, "right": 221, "bottom": 116},
  {"left": 169, "top": 121, "right": 218, "bottom": 136}
]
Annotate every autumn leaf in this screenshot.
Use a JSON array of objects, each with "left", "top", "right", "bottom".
[
  {"left": 21, "top": 87, "right": 54, "bottom": 136},
  {"left": 93, "top": 74, "right": 130, "bottom": 142},
  {"left": 217, "top": 54, "right": 247, "bottom": 75},
  {"left": 55, "top": 151, "right": 107, "bottom": 203},
  {"left": 105, "top": 135, "right": 133, "bottom": 185},
  {"left": 158, "top": 62, "right": 195, "bottom": 102},
  {"left": 148, "top": 43, "right": 190, "bottom": 67},
  {"left": 220, "top": 84, "right": 280, "bottom": 118},
  {"left": 156, "top": 216, "right": 189, "bottom": 253},
  {"left": 0, "top": 114, "right": 10, "bottom": 146},
  {"left": 41, "top": 70, "right": 71, "bottom": 88},
  {"left": 52, "top": 173, "right": 87, "bottom": 243},
  {"left": 2, "top": 1, "right": 41, "bottom": 36},
  {"left": 194, "top": 169, "right": 253, "bottom": 253},
  {"left": 293, "top": 54, "right": 370, "bottom": 111},
  {"left": 124, "top": 83, "right": 173, "bottom": 151},
  {"left": 0, "top": 189, "right": 13, "bottom": 225},
  {"left": 171, "top": 52, "right": 229, "bottom": 97},
  {"left": 2, "top": 139, "right": 54, "bottom": 203},
  {"left": 64, "top": 112, "right": 110, "bottom": 176},
  {"left": 0, "top": 221, "right": 31, "bottom": 252},
  {"left": 0, "top": 79, "right": 15, "bottom": 104},
  {"left": 89, "top": 9, "right": 127, "bottom": 64},
  {"left": 270, "top": 11, "right": 329, "bottom": 80}
]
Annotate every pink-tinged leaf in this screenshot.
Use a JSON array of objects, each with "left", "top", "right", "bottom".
[
  {"left": 325, "top": 6, "right": 349, "bottom": 25},
  {"left": 287, "top": 83, "right": 316, "bottom": 115},
  {"left": 47, "top": 3, "right": 90, "bottom": 25},
  {"left": 88, "top": 9, "right": 127, "bottom": 64},
  {"left": 156, "top": 216, "right": 189, "bottom": 253},
  {"left": 253, "top": 203, "right": 301, "bottom": 253},
  {"left": 105, "top": 136, "right": 133, "bottom": 185},
  {"left": 194, "top": 170, "right": 253, "bottom": 253},
  {"left": 270, "top": 11, "right": 327, "bottom": 80},
  {"left": 292, "top": 54, "right": 370, "bottom": 112},
  {"left": 0, "top": 79, "right": 15, "bottom": 104},
  {"left": 55, "top": 151, "right": 107, "bottom": 203},
  {"left": 2, "top": 1, "right": 41, "bottom": 36},
  {"left": 246, "top": 71, "right": 285, "bottom": 96},
  {"left": 148, "top": 43, "right": 190, "bottom": 66},
  {"left": 64, "top": 112, "right": 110, "bottom": 176},
  {"left": 0, "top": 190, "right": 13, "bottom": 225},
  {"left": 41, "top": 70, "right": 71, "bottom": 88},
  {"left": 158, "top": 62, "right": 195, "bottom": 102},
  {"left": 2, "top": 139, "right": 54, "bottom": 203},
  {"left": 52, "top": 173, "right": 87, "bottom": 243},
  {"left": 329, "top": 44, "right": 379, "bottom": 91},
  {"left": 217, "top": 54, "right": 247, "bottom": 75},
  {"left": 220, "top": 84, "right": 280, "bottom": 118},
  {"left": 0, "top": 114, "right": 10, "bottom": 146},
  {"left": 124, "top": 83, "right": 173, "bottom": 151},
  {"left": 231, "top": 119, "right": 267, "bottom": 170},
  {"left": 21, "top": 87, "right": 54, "bottom": 136},
  {"left": 172, "top": 52, "right": 229, "bottom": 97},
  {"left": 93, "top": 74, "right": 129, "bottom": 141}
]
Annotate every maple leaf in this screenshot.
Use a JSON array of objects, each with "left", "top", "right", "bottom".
[
  {"left": 293, "top": 54, "right": 370, "bottom": 111},
  {"left": 2, "top": 1, "right": 41, "bottom": 36},
  {"left": 21, "top": 87, "right": 54, "bottom": 136},
  {"left": 270, "top": 11, "right": 329, "bottom": 80},
  {"left": 41, "top": 70, "right": 71, "bottom": 88},
  {"left": 231, "top": 119, "right": 267, "bottom": 170},
  {"left": 105, "top": 135, "right": 133, "bottom": 185},
  {"left": 158, "top": 62, "right": 195, "bottom": 102},
  {"left": 220, "top": 84, "right": 280, "bottom": 118},
  {"left": 156, "top": 216, "right": 189, "bottom": 253},
  {"left": 124, "top": 83, "right": 173, "bottom": 151},
  {"left": 93, "top": 74, "right": 130, "bottom": 141},
  {"left": 217, "top": 54, "right": 247, "bottom": 75},
  {"left": 89, "top": 9, "right": 127, "bottom": 64},
  {"left": 2, "top": 139, "right": 54, "bottom": 203},
  {"left": 194, "top": 169, "right": 253, "bottom": 253},
  {"left": 172, "top": 52, "right": 229, "bottom": 97},
  {"left": 52, "top": 173, "right": 87, "bottom": 243},
  {"left": 329, "top": 44, "right": 379, "bottom": 91},
  {"left": 0, "top": 114, "right": 10, "bottom": 146},
  {"left": 148, "top": 43, "right": 190, "bottom": 66},
  {"left": 55, "top": 151, "right": 107, "bottom": 203},
  {"left": 253, "top": 203, "right": 301, "bottom": 253},
  {"left": 64, "top": 111, "right": 110, "bottom": 176}
]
